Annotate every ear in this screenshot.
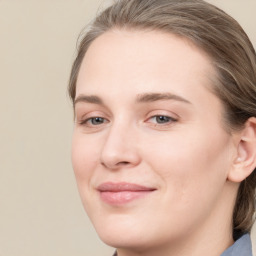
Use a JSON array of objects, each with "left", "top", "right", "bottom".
[{"left": 228, "top": 117, "right": 256, "bottom": 183}]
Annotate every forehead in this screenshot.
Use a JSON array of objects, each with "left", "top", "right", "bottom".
[{"left": 76, "top": 29, "right": 216, "bottom": 101}]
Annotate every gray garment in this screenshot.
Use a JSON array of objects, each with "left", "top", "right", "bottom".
[
  {"left": 112, "top": 233, "right": 253, "bottom": 256},
  {"left": 220, "top": 234, "right": 252, "bottom": 256}
]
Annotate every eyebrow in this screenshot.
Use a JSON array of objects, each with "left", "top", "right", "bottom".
[
  {"left": 74, "top": 92, "right": 191, "bottom": 106},
  {"left": 74, "top": 95, "right": 104, "bottom": 105},
  {"left": 136, "top": 92, "right": 192, "bottom": 104}
]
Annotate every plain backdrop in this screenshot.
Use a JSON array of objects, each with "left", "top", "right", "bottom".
[{"left": 0, "top": 1, "right": 255, "bottom": 255}]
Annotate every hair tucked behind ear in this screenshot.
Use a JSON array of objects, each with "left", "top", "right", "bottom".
[{"left": 68, "top": 0, "right": 256, "bottom": 234}]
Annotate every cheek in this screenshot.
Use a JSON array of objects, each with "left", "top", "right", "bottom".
[
  {"left": 139, "top": 130, "right": 232, "bottom": 233},
  {"left": 71, "top": 133, "right": 103, "bottom": 216},
  {"left": 147, "top": 127, "right": 231, "bottom": 172},
  {"left": 71, "top": 134, "right": 99, "bottom": 185},
  {"left": 142, "top": 129, "right": 232, "bottom": 202}
]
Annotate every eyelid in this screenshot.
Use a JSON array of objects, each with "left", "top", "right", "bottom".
[
  {"left": 145, "top": 110, "right": 179, "bottom": 121},
  {"left": 76, "top": 111, "right": 110, "bottom": 125},
  {"left": 146, "top": 115, "right": 177, "bottom": 124},
  {"left": 80, "top": 117, "right": 109, "bottom": 126},
  {"left": 144, "top": 110, "right": 179, "bottom": 129}
]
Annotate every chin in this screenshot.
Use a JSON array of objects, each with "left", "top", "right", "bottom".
[
  {"left": 90, "top": 213, "right": 184, "bottom": 253},
  {"left": 98, "top": 231, "right": 157, "bottom": 253},
  {"left": 91, "top": 214, "right": 154, "bottom": 249}
]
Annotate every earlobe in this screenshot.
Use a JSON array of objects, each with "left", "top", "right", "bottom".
[{"left": 228, "top": 117, "right": 256, "bottom": 183}]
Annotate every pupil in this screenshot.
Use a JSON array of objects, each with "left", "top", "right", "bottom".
[
  {"left": 92, "top": 117, "right": 103, "bottom": 125},
  {"left": 156, "top": 116, "right": 169, "bottom": 123}
]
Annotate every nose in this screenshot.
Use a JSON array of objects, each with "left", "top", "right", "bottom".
[{"left": 100, "top": 121, "right": 141, "bottom": 170}]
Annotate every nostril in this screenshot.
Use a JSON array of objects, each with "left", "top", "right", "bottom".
[
  {"left": 100, "top": 160, "right": 130, "bottom": 169},
  {"left": 117, "top": 161, "right": 130, "bottom": 166}
]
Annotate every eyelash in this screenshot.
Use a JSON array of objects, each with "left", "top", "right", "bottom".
[
  {"left": 147, "top": 115, "right": 177, "bottom": 125},
  {"left": 79, "top": 117, "right": 108, "bottom": 126}
]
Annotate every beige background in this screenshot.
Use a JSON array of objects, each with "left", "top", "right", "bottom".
[{"left": 0, "top": 0, "right": 255, "bottom": 255}]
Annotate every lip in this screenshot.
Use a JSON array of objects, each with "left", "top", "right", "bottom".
[{"left": 97, "top": 182, "right": 156, "bottom": 205}]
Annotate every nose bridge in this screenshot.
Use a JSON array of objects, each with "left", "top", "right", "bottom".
[{"left": 100, "top": 117, "right": 139, "bottom": 169}]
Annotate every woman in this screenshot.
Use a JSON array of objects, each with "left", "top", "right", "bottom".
[{"left": 68, "top": 0, "right": 256, "bottom": 255}]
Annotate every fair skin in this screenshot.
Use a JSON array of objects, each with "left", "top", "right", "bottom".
[{"left": 72, "top": 29, "right": 256, "bottom": 256}]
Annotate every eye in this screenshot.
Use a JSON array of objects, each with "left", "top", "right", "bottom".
[
  {"left": 149, "top": 115, "right": 177, "bottom": 124},
  {"left": 79, "top": 116, "right": 108, "bottom": 126},
  {"left": 88, "top": 117, "right": 106, "bottom": 125},
  {"left": 150, "top": 115, "right": 177, "bottom": 124},
  {"left": 154, "top": 115, "right": 172, "bottom": 124}
]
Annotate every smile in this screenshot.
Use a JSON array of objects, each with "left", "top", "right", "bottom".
[{"left": 97, "top": 182, "right": 156, "bottom": 205}]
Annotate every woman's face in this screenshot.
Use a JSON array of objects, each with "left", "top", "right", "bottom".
[{"left": 72, "top": 30, "right": 236, "bottom": 252}]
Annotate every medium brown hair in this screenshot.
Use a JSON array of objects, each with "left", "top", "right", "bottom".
[{"left": 68, "top": 0, "right": 256, "bottom": 234}]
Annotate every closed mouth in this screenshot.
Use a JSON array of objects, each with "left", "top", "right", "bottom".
[{"left": 97, "top": 182, "right": 156, "bottom": 205}]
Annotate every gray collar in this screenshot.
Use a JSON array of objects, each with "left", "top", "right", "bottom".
[
  {"left": 112, "top": 233, "right": 252, "bottom": 256},
  {"left": 220, "top": 233, "right": 252, "bottom": 256}
]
